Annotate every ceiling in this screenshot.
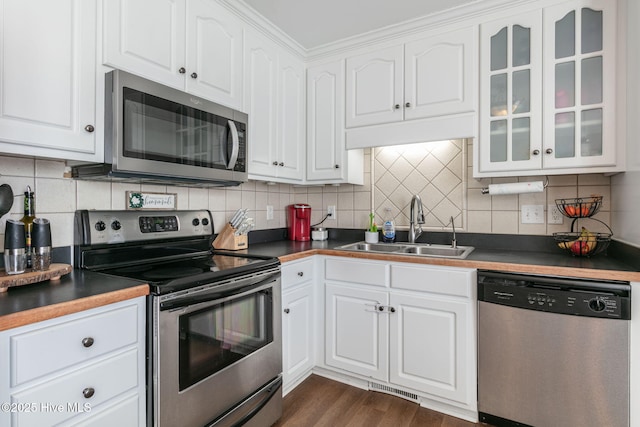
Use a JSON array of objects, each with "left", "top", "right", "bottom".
[{"left": 243, "top": 0, "right": 481, "bottom": 50}]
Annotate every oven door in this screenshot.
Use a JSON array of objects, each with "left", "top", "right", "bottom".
[{"left": 153, "top": 268, "right": 282, "bottom": 427}]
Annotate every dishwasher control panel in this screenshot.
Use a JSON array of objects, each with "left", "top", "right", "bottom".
[{"left": 478, "top": 271, "right": 631, "bottom": 319}]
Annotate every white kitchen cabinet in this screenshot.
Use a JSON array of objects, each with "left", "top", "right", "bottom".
[
  {"left": 306, "top": 60, "right": 364, "bottom": 184},
  {"left": 281, "top": 258, "right": 315, "bottom": 393},
  {"left": 0, "top": 297, "right": 146, "bottom": 427},
  {"left": 322, "top": 257, "right": 477, "bottom": 418},
  {"left": 0, "top": 0, "right": 100, "bottom": 162},
  {"left": 345, "top": 27, "right": 477, "bottom": 128},
  {"left": 476, "top": 0, "right": 618, "bottom": 177},
  {"left": 103, "top": 0, "right": 244, "bottom": 109},
  {"left": 245, "top": 31, "right": 305, "bottom": 182}
]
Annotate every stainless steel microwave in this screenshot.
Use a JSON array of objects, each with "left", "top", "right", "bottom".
[{"left": 72, "top": 70, "right": 248, "bottom": 186}]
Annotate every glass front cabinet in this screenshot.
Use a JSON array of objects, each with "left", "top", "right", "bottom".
[{"left": 477, "top": 0, "right": 617, "bottom": 176}]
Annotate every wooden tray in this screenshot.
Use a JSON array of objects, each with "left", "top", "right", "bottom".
[{"left": 0, "top": 263, "right": 72, "bottom": 293}]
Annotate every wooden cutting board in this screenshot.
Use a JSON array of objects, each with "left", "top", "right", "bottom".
[{"left": 0, "top": 263, "right": 72, "bottom": 293}]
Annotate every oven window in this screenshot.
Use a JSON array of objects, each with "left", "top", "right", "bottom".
[
  {"left": 178, "top": 289, "right": 273, "bottom": 391},
  {"left": 123, "top": 87, "right": 230, "bottom": 169}
]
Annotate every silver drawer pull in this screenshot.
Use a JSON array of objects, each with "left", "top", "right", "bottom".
[
  {"left": 284, "top": 308, "right": 290, "bottom": 314},
  {"left": 297, "top": 272, "right": 304, "bottom": 277},
  {"left": 82, "top": 337, "right": 94, "bottom": 348},
  {"left": 82, "top": 387, "right": 95, "bottom": 399}
]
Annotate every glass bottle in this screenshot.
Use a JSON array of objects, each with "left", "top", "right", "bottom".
[
  {"left": 382, "top": 207, "right": 396, "bottom": 243},
  {"left": 20, "top": 186, "right": 35, "bottom": 269}
]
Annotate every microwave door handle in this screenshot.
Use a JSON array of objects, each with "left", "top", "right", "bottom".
[{"left": 227, "top": 120, "right": 239, "bottom": 170}]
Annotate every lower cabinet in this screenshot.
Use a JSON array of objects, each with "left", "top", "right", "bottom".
[
  {"left": 323, "top": 257, "right": 477, "bottom": 418},
  {"left": 281, "top": 258, "right": 315, "bottom": 394},
  {"left": 0, "top": 297, "right": 146, "bottom": 427}
]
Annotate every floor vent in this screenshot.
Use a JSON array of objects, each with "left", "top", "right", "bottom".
[{"left": 368, "top": 382, "right": 419, "bottom": 402}]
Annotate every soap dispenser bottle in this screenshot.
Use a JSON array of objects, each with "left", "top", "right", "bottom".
[{"left": 382, "top": 207, "right": 396, "bottom": 243}]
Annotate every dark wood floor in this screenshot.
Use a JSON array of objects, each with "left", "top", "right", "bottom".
[{"left": 274, "top": 375, "right": 486, "bottom": 427}]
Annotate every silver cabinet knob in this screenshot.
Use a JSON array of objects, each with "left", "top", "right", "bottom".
[
  {"left": 191, "top": 72, "right": 198, "bottom": 79},
  {"left": 279, "top": 162, "right": 284, "bottom": 167},
  {"left": 394, "top": 104, "right": 400, "bottom": 109},
  {"left": 178, "top": 67, "right": 186, "bottom": 74},
  {"left": 82, "top": 387, "right": 95, "bottom": 399},
  {"left": 546, "top": 148, "right": 553, "bottom": 154},
  {"left": 532, "top": 149, "right": 540, "bottom": 155},
  {"left": 82, "top": 337, "right": 94, "bottom": 348},
  {"left": 284, "top": 308, "right": 290, "bottom": 314},
  {"left": 84, "top": 125, "right": 95, "bottom": 133},
  {"left": 335, "top": 164, "right": 340, "bottom": 169},
  {"left": 389, "top": 306, "right": 396, "bottom": 313},
  {"left": 297, "top": 272, "right": 304, "bottom": 277},
  {"left": 273, "top": 161, "right": 278, "bottom": 166},
  {"left": 405, "top": 102, "right": 411, "bottom": 108}
]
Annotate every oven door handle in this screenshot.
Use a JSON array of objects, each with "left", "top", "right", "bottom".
[{"left": 160, "top": 272, "right": 279, "bottom": 311}]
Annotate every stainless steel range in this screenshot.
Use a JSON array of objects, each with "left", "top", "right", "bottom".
[{"left": 74, "top": 210, "right": 283, "bottom": 427}]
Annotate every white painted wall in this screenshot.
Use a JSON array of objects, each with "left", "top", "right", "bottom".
[{"left": 611, "top": 0, "right": 640, "bottom": 247}]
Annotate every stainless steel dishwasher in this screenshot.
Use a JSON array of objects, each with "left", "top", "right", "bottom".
[{"left": 477, "top": 270, "right": 630, "bottom": 427}]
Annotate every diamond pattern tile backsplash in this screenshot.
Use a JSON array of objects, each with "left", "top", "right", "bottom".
[{"left": 374, "top": 140, "right": 464, "bottom": 229}]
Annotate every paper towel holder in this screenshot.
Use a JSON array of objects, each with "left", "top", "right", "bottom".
[{"left": 481, "top": 176, "right": 549, "bottom": 195}]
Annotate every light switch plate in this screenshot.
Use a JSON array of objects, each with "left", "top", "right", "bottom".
[
  {"left": 521, "top": 205, "right": 545, "bottom": 224},
  {"left": 266, "top": 205, "right": 274, "bottom": 220}
]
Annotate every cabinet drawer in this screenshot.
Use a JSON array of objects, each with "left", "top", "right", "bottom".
[
  {"left": 10, "top": 303, "right": 140, "bottom": 386},
  {"left": 282, "top": 258, "right": 314, "bottom": 289},
  {"left": 325, "top": 258, "right": 388, "bottom": 287},
  {"left": 68, "top": 393, "right": 141, "bottom": 427},
  {"left": 390, "top": 264, "right": 474, "bottom": 297},
  {"left": 11, "top": 349, "right": 139, "bottom": 427}
]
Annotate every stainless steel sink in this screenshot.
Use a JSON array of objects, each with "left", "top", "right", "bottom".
[{"left": 334, "top": 242, "right": 474, "bottom": 259}]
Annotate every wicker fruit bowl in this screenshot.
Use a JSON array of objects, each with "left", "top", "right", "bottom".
[
  {"left": 555, "top": 196, "right": 602, "bottom": 218},
  {"left": 553, "top": 227, "right": 611, "bottom": 257}
]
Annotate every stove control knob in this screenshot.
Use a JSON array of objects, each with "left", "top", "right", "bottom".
[
  {"left": 589, "top": 297, "right": 606, "bottom": 312},
  {"left": 192, "top": 218, "right": 200, "bottom": 226},
  {"left": 95, "top": 221, "right": 106, "bottom": 232},
  {"left": 111, "top": 220, "right": 122, "bottom": 231},
  {"left": 202, "top": 218, "right": 209, "bottom": 226}
]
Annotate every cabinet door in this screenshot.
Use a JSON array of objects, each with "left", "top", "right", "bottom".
[
  {"left": 306, "top": 60, "right": 346, "bottom": 181},
  {"left": 103, "top": 0, "right": 186, "bottom": 88},
  {"left": 542, "top": 0, "right": 616, "bottom": 169},
  {"left": 345, "top": 46, "right": 404, "bottom": 128},
  {"left": 404, "top": 27, "right": 477, "bottom": 120},
  {"left": 389, "top": 293, "right": 471, "bottom": 405},
  {"left": 0, "top": 0, "right": 97, "bottom": 160},
  {"left": 245, "top": 30, "right": 279, "bottom": 177},
  {"left": 479, "top": 12, "right": 543, "bottom": 173},
  {"left": 325, "top": 284, "right": 388, "bottom": 381},
  {"left": 282, "top": 284, "right": 315, "bottom": 388},
  {"left": 185, "top": 0, "right": 243, "bottom": 109},
  {"left": 277, "top": 52, "right": 305, "bottom": 180}
]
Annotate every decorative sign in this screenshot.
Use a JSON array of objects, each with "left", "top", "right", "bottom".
[{"left": 126, "top": 192, "right": 177, "bottom": 210}]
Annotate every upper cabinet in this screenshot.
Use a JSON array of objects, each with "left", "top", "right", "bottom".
[
  {"left": 103, "top": 0, "right": 244, "bottom": 110},
  {"left": 476, "top": 0, "right": 618, "bottom": 177},
  {"left": 245, "top": 30, "right": 305, "bottom": 182},
  {"left": 345, "top": 27, "right": 477, "bottom": 128},
  {"left": 0, "top": 0, "right": 100, "bottom": 162},
  {"left": 306, "top": 60, "right": 364, "bottom": 185}
]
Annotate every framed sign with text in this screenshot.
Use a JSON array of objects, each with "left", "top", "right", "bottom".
[{"left": 126, "top": 192, "right": 177, "bottom": 210}]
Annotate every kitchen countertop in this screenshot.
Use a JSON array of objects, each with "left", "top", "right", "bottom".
[
  {"left": 0, "top": 270, "right": 148, "bottom": 331},
  {"left": 2, "top": 231, "right": 639, "bottom": 330}
]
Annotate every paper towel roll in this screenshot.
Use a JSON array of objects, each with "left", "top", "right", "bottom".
[{"left": 483, "top": 181, "right": 544, "bottom": 195}]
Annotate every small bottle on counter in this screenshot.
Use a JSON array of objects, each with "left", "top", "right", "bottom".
[
  {"left": 382, "top": 207, "right": 396, "bottom": 243},
  {"left": 20, "top": 185, "right": 35, "bottom": 269}
]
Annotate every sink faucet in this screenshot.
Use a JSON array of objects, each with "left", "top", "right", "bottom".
[
  {"left": 408, "top": 195, "right": 425, "bottom": 243},
  {"left": 449, "top": 216, "right": 457, "bottom": 248}
]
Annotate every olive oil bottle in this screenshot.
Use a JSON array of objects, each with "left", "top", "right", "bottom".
[{"left": 20, "top": 186, "right": 35, "bottom": 269}]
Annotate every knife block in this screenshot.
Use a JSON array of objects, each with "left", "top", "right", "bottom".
[{"left": 212, "top": 223, "right": 248, "bottom": 250}]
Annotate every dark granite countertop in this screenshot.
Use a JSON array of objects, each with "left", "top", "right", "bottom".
[{"left": 0, "top": 270, "right": 148, "bottom": 330}]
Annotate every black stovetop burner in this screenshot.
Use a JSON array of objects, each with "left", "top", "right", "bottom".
[{"left": 97, "top": 251, "right": 279, "bottom": 295}]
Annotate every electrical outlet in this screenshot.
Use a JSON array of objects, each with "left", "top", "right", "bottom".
[
  {"left": 327, "top": 205, "right": 336, "bottom": 221},
  {"left": 266, "top": 205, "right": 274, "bottom": 221},
  {"left": 548, "top": 204, "right": 563, "bottom": 224},
  {"left": 521, "top": 204, "right": 545, "bottom": 224}
]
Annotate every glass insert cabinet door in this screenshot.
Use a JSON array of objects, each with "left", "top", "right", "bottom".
[
  {"left": 479, "top": 11, "right": 543, "bottom": 173},
  {"left": 543, "top": 0, "right": 616, "bottom": 169}
]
